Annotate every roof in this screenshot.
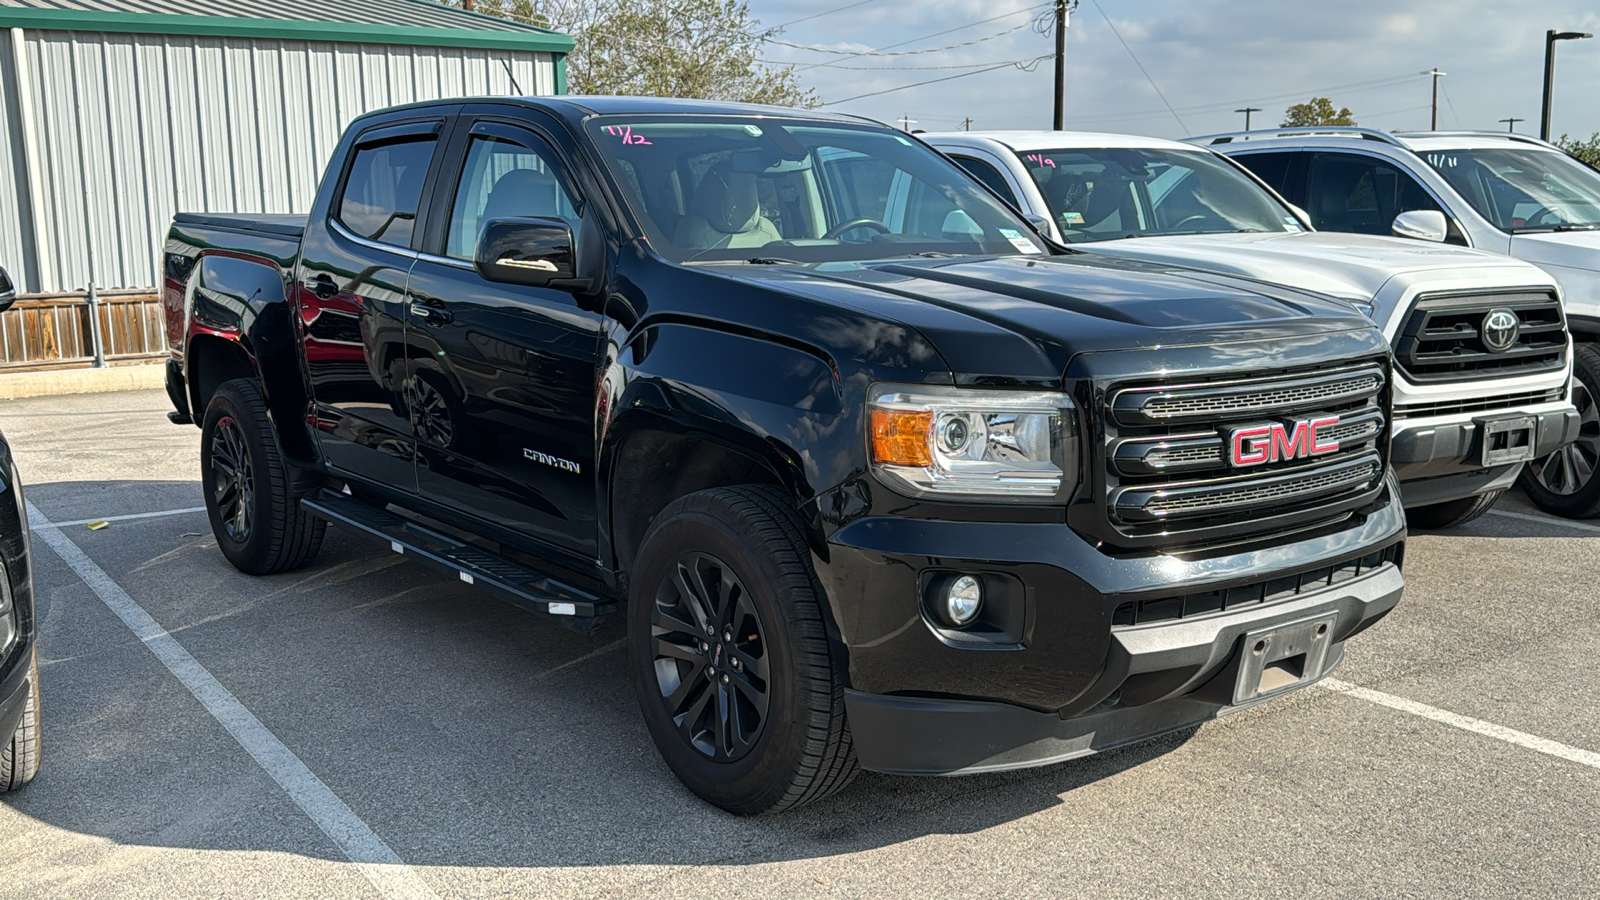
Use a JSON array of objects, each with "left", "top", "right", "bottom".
[
  {"left": 1186, "top": 127, "right": 1565, "bottom": 156},
  {"left": 921, "top": 130, "right": 1201, "bottom": 153},
  {"left": 0, "top": 0, "right": 573, "bottom": 53},
  {"left": 540, "top": 95, "right": 869, "bottom": 122}
]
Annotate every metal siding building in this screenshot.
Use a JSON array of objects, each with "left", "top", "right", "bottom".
[{"left": 0, "top": 0, "right": 571, "bottom": 298}]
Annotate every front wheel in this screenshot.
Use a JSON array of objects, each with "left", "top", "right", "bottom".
[
  {"left": 628, "top": 485, "right": 857, "bottom": 815},
  {"left": 1, "top": 651, "right": 40, "bottom": 791},
  {"left": 1521, "top": 345, "right": 1600, "bottom": 518},
  {"left": 201, "top": 379, "right": 326, "bottom": 575},
  {"left": 1407, "top": 490, "right": 1503, "bottom": 530}
]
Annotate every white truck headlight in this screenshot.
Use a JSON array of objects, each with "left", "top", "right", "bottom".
[{"left": 868, "top": 385, "right": 1077, "bottom": 500}]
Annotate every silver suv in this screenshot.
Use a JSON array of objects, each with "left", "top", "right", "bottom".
[{"left": 1199, "top": 127, "right": 1600, "bottom": 517}]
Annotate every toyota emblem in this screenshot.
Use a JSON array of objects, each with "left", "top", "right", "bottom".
[{"left": 1482, "top": 308, "right": 1520, "bottom": 353}]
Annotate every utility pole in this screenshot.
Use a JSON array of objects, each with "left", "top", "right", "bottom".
[
  {"left": 1499, "top": 117, "right": 1525, "bottom": 133},
  {"left": 962, "top": 117, "right": 973, "bottom": 131},
  {"left": 1426, "top": 68, "right": 1446, "bottom": 131},
  {"left": 1543, "top": 30, "right": 1594, "bottom": 140},
  {"left": 899, "top": 114, "right": 917, "bottom": 132},
  {"left": 1052, "top": 0, "right": 1078, "bottom": 130},
  {"left": 1235, "top": 107, "right": 1261, "bottom": 130}
]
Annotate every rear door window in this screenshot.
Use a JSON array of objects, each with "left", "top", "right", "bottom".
[
  {"left": 336, "top": 135, "right": 439, "bottom": 247},
  {"left": 1231, "top": 151, "right": 1297, "bottom": 197}
]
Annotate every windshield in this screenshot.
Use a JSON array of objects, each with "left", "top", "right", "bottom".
[
  {"left": 583, "top": 116, "right": 1050, "bottom": 263},
  {"left": 1420, "top": 147, "right": 1600, "bottom": 233},
  {"left": 1014, "top": 147, "right": 1300, "bottom": 243}
]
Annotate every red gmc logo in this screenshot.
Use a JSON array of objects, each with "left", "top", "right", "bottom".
[{"left": 1227, "top": 417, "right": 1341, "bottom": 467}]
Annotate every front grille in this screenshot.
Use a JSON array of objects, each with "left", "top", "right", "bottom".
[
  {"left": 1394, "top": 291, "right": 1566, "bottom": 383},
  {"left": 1102, "top": 361, "right": 1389, "bottom": 548},
  {"left": 1111, "top": 544, "right": 1403, "bottom": 627},
  {"left": 1395, "top": 387, "right": 1565, "bottom": 419}
]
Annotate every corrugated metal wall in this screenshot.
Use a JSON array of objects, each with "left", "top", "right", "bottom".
[{"left": 0, "top": 28, "right": 555, "bottom": 295}]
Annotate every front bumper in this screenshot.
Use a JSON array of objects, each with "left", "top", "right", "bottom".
[
  {"left": 844, "top": 562, "right": 1401, "bottom": 774},
  {"left": 1391, "top": 404, "right": 1578, "bottom": 507}
]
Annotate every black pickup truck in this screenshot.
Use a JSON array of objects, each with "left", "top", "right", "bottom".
[
  {"left": 0, "top": 262, "right": 41, "bottom": 791},
  {"left": 162, "top": 97, "right": 1406, "bottom": 814}
]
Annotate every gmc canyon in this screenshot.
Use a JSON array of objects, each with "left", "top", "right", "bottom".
[{"left": 162, "top": 97, "right": 1405, "bottom": 814}]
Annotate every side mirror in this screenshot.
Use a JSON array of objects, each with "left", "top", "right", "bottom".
[
  {"left": 1392, "top": 210, "right": 1448, "bottom": 243},
  {"left": 475, "top": 217, "right": 578, "bottom": 288},
  {"left": 0, "top": 266, "right": 15, "bottom": 313},
  {"left": 1287, "top": 204, "right": 1313, "bottom": 230},
  {"left": 1022, "top": 212, "right": 1060, "bottom": 243}
]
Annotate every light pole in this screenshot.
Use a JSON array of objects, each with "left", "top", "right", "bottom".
[
  {"left": 1235, "top": 107, "right": 1261, "bottom": 130},
  {"left": 1542, "top": 30, "right": 1593, "bottom": 140},
  {"left": 1500, "top": 117, "right": 1525, "bottom": 133}
]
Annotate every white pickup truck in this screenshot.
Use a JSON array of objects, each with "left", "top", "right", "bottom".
[{"left": 925, "top": 130, "right": 1579, "bottom": 528}]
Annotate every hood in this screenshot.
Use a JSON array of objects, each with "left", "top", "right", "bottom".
[
  {"left": 1079, "top": 231, "right": 1537, "bottom": 301},
  {"left": 1511, "top": 229, "right": 1600, "bottom": 274},
  {"left": 701, "top": 253, "right": 1379, "bottom": 381}
]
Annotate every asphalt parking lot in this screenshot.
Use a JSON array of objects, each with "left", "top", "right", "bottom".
[{"left": 1, "top": 387, "right": 1597, "bottom": 899}]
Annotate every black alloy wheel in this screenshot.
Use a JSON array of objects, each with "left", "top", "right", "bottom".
[
  {"left": 1530, "top": 376, "right": 1598, "bottom": 496},
  {"left": 209, "top": 415, "right": 254, "bottom": 543},
  {"left": 649, "top": 551, "right": 771, "bottom": 762},
  {"left": 1522, "top": 345, "right": 1600, "bottom": 519}
]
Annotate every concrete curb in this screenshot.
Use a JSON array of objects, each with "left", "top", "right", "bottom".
[{"left": 0, "top": 364, "right": 166, "bottom": 400}]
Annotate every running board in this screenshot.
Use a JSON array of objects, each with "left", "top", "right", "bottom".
[{"left": 301, "top": 489, "right": 614, "bottom": 633}]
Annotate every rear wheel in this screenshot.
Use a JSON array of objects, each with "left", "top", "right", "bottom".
[
  {"left": 628, "top": 485, "right": 857, "bottom": 815},
  {"left": 1, "top": 651, "right": 40, "bottom": 792},
  {"left": 1521, "top": 345, "right": 1600, "bottom": 518},
  {"left": 1407, "top": 490, "right": 1503, "bottom": 530},
  {"left": 201, "top": 378, "right": 326, "bottom": 575}
]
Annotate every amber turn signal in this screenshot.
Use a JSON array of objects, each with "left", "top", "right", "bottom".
[{"left": 870, "top": 408, "right": 933, "bottom": 467}]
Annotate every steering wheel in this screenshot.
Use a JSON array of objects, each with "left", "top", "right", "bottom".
[
  {"left": 1525, "top": 206, "right": 1563, "bottom": 226},
  {"left": 823, "top": 218, "right": 891, "bottom": 240},
  {"left": 1173, "top": 214, "right": 1214, "bottom": 229}
]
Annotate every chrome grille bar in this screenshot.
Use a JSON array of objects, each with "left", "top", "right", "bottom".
[{"left": 1111, "top": 365, "right": 1385, "bottom": 426}]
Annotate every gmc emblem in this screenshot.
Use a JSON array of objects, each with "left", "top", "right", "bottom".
[{"left": 1226, "top": 417, "right": 1341, "bottom": 467}]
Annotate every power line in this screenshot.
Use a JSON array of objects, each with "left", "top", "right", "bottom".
[
  {"left": 820, "top": 57, "right": 1052, "bottom": 106},
  {"left": 770, "top": 0, "right": 883, "bottom": 29},
  {"left": 1088, "top": 0, "right": 1187, "bottom": 132},
  {"left": 781, "top": 3, "right": 1050, "bottom": 70},
  {"left": 759, "top": 57, "right": 1046, "bottom": 72}
]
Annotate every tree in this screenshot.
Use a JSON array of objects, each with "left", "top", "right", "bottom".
[
  {"left": 1556, "top": 133, "right": 1600, "bottom": 171},
  {"left": 1281, "top": 98, "right": 1357, "bottom": 127},
  {"left": 451, "top": 0, "right": 817, "bottom": 107}
]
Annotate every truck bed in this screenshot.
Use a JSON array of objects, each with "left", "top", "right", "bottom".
[{"left": 172, "top": 212, "right": 306, "bottom": 239}]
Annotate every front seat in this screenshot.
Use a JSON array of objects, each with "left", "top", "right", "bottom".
[
  {"left": 483, "top": 167, "right": 563, "bottom": 222},
  {"left": 673, "top": 166, "right": 781, "bottom": 250}
]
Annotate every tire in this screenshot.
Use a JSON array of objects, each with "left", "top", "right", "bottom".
[
  {"left": 201, "top": 378, "right": 326, "bottom": 575},
  {"left": 1406, "top": 489, "right": 1504, "bottom": 530},
  {"left": 1521, "top": 344, "right": 1600, "bottom": 518},
  {"left": 628, "top": 485, "right": 858, "bottom": 815},
  {"left": 1, "top": 651, "right": 40, "bottom": 792}
]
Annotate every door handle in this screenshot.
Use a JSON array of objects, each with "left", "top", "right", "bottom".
[
  {"left": 409, "top": 301, "right": 453, "bottom": 325},
  {"left": 306, "top": 275, "right": 338, "bottom": 300}
]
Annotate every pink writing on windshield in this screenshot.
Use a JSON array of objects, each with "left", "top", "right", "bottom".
[
  {"left": 1024, "top": 153, "right": 1056, "bottom": 168},
  {"left": 603, "top": 125, "right": 652, "bottom": 145}
]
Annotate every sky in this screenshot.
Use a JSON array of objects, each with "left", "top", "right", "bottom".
[{"left": 749, "top": 0, "right": 1600, "bottom": 140}]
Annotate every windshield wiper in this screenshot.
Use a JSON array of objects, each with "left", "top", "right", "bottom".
[
  {"left": 745, "top": 257, "right": 800, "bottom": 265},
  {"left": 1552, "top": 224, "right": 1600, "bottom": 232}
]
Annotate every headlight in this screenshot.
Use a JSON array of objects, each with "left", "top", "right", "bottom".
[{"left": 868, "top": 384, "right": 1077, "bottom": 500}]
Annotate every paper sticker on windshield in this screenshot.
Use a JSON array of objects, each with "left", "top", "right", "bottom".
[
  {"left": 1061, "top": 211, "right": 1085, "bottom": 226},
  {"left": 1282, "top": 214, "right": 1303, "bottom": 233},
  {"left": 998, "top": 227, "right": 1042, "bottom": 254}
]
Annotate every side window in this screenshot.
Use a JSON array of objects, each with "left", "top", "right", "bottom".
[
  {"left": 1232, "top": 151, "right": 1296, "bottom": 196},
  {"left": 950, "top": 155, "right": 1019, "bottom": 209},
  {"left": 446, "top": 134, "right": 581, "bottom": 261},
  {"left": 336, "top": 135, "right": 438, "bottom": 246},
  {"left": 1306, "top": 152, "right": 1440, "bottom": 235}
]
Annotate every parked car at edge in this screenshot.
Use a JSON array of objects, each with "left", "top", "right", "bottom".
[
  {"left": 161, "top": 97, "right": 1405, "bottom": 814},
  {"left": 925, "top": 130, "right": 1579, "bottom": 530},
  {"left": 0, "top": 266, "right": 42, "bottom": 792},
  {"left": 1198, "top": 127, "right": 1600, "bottom": 516}
]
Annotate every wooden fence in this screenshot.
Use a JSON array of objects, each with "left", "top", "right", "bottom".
[{"left": 0, "top": 291, "right": 168, "bottom": 371}]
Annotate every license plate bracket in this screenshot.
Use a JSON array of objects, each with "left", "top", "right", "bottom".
[
  {"left": 1476, "top": 414, "right": 1537, "bottom": 466},
  {"left": 1233, "top": 613, "right": 1338, "bottom": 704}
]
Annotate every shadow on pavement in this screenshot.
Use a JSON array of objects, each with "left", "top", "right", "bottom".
[{"left": 9, "top": 479, "right": 1198, "bottom": 869}]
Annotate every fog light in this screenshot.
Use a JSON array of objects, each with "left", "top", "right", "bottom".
[{"left": 944, "top": 575, "right": 983, "bottom": 626}]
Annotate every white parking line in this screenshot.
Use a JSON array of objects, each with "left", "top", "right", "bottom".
[
  {"left": 50, "top": 507, "right": 208, "bottom": 528},
  {"left": 1320, "top": 678, "right": 1600, "bottom": 772},
  {"left": 1484, "top": 508, "right": 1600, "bottom": 536},
  {"left": 26, "top": 501, "right": 440, "bottom": 900}
]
